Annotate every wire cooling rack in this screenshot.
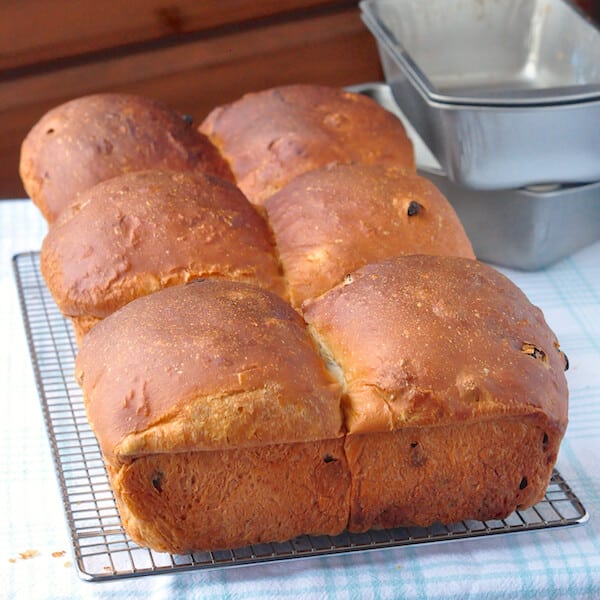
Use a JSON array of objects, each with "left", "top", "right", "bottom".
[{"left": 13, "top": 251, "right": 589, "bottom": 582}]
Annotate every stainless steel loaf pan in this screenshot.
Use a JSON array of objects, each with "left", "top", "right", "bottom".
[
  {"left": 426, "top": 177, "right": 600, "bottom": 270},
  {"left": 360, "top": 0, "right": 600, "bottom": 189},
  {"left": 349, "top": 83, "right": 600, "bottom": 270},
  {"left": 360, "top": 0, "right": 600, "bottom": 106}
]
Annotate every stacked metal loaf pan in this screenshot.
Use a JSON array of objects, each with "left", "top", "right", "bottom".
[{"left": 360, "top": 0, "right": 600, "bottom": 269}]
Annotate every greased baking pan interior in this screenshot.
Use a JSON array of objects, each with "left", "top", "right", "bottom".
[{"left": 360, "top": 0, "right": 600, "bottom": 106}]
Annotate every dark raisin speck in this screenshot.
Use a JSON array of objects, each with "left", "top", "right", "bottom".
[
  {"left": 410, "top": 443, "right": 427, "bottom": 467},
  {"left": 519, "top": 477, "right": 528, "bottom": 490},
  {"left": 542, "top": 432, "right": 549, "bottom": 450},
  {"left": 273, "top": 89, "right": 286, "bottom": 103},
  {"left": 152, "top": 471, "right": 164, "bottom": 493},
  {"left": 407, "top": 201, "right": 422, "bottom": 217},
  {"left": 182, "top": 114, "right": 194, "bottom": 126},
  {"left": 323, "top": 454, "right": 338, "bottom": 463},
  {"left": 521, "top": 342, "right": 547, "bottom": 362}
]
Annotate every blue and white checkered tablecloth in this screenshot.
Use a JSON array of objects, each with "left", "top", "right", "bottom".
[{"left": 1, "top": 199, "right": 599, "bottom": 599}]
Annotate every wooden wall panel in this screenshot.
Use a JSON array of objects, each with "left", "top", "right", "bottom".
[{"left": 0, "top": 0, "right": 352, "bottom": 70}]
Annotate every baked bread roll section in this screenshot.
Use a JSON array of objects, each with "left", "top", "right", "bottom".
[
  {"left": 20, "top": 83, "right": 569, "bottom": 554},
  {"left": 302, "top": 254, "right": 569, "bottom": 531},
  {"left": 200, "top": 84, "right": 416, "bottom": 206},
  {"left": 20, "top": 93, "right": 233, "bottom": 223},
  {"left": 75, "top": 254, "right": 569, "bottom": 552},
  {"left": 40, "top": 170, "right": 285, "bottom": 342},
  {"left": 74, "top": 280, "right": 350, "bottom": 553},
  {"left": 264, "top": 163, "right": 475, "bottom": 308}
]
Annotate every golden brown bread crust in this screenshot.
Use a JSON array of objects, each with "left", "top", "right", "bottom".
[
  {"left": 200, "top": 84, "right": 416, "bottom": 205},
  {"left": 40, "top": 169, "right": 286, "bottom": 332},
  {"left": 345, "top": 419, "right": 560, "bottom": 532},
  {"left": 303, "top": 254, "right": 568, "bottom": 436},
  {"left": 264, "top": 164, "right": 475, "bottom": 307},
  {"left": 75, "top": 279, "right": 343, "bottom": 467},
  {"left": 20, "top": 93, "right": 234, "bottom": 223},
  {"left": 75, "top": 255, "right": 569, "bottom": 552},
  {"left": 303, "top": 254, "right": 568, "bottom": 533},
  {"left": 53, "top": 87, "right": 570, "bottom": 552},
  {"left": 109, "top": 438, "right": 350, "bottom": 553}
]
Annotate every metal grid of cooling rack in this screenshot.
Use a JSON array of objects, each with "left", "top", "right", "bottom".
[{"left": 13, "top": 251, "right": 589, "bottom": 582}]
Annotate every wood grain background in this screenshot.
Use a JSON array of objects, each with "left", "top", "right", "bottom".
[{"left": 0, "top": 0, "right": 383, "bottom": 198}]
